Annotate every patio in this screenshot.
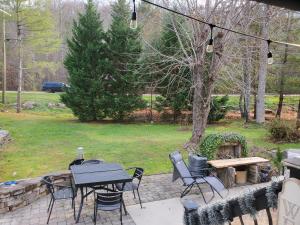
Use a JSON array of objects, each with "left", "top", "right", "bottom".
[{"left": 0, "top": 173, "right": 276, "bottom": 225}]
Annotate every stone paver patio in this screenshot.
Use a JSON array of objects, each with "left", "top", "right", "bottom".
[{"left": 0, "top": 173, "right": 275, "bottom": 225}]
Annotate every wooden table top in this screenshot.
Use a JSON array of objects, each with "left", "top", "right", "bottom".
[{"left": 208, "top": 157, "right": 269, "bottom": 169}]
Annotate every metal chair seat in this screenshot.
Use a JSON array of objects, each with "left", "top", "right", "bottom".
[
  {"left": 54, "top": 188, "right": 74, "bottom": 200},
  {"left": 116, "top": 182, "right": 138, "bottom": 191},
  {"left": 96, "top": 202, "right": 121, "bottom": 211}
]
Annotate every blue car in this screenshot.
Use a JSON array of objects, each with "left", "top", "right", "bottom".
[{"left": 41, "top": 82, "right": 68, "bottom": 93}]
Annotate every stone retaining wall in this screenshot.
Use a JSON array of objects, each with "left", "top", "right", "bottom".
[{"left": 0, "top": 171, "right": 71, "bottom": 214}]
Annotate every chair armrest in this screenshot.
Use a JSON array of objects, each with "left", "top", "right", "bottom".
[
  {"left": 189, "top": 168, "right": 213, "bottom": 172},
  {"left": 126, "top": 167, "right": 137, "bottom": 171},
  {"left": 181, "top": 175, "right": 205, "bottom": 179}
]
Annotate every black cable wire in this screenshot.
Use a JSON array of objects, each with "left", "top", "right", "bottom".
[{"left": 140, "top": 0, "right": 300, "bottom": 48}]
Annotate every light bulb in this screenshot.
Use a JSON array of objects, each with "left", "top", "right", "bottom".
[
  {"left": 130, "top": 12, "right": 137, "bottom": 30},
  {"left": 267, "top": 52, "right": 273, "bottom": 65},
  {"left": 206, "top": 39, "right": 214, "bottom": 53}
]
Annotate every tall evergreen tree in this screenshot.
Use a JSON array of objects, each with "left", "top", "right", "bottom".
[
  {"left": 61, "top": 0, "right": 110, "bottom": 121},
  {"left": 106, "top": 0, "right": 145, "bottom": 120}
]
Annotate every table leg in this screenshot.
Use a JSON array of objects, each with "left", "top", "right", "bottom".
[
  {"left": 121, "top": 182, "right": 128, "bottom": 215},
  {"left": 76, "top": 187, "right": 84, "bottom": 223}
]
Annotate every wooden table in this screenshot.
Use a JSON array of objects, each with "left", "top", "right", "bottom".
[
  {"left": 208, "top": 157, "right": 270, "bottom": 187},
  {"left": 208, "top": 157, "right": 269, "bottom": 169}
]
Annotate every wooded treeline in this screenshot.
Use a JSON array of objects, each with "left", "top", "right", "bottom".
[{"left": 0, "top": 0, "right": 299, "bottom": 92}]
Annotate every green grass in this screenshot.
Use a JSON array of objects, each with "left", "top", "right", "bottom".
[
  {"left": 226, "top": 95, "right": 299, "bottom": 110},
  {"left": 0, "top": 92, "right": 299, "bottom": 181}
]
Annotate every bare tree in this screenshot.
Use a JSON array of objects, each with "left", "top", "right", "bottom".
[
  {"left": 276, "top": 12, "right": 293, "bottom": 118},
  {"left": 256, "top": 5, "right": 270, "bottom": 124},
  {"left": 142, "top": 0, "right": 260, "bottom": 149}
]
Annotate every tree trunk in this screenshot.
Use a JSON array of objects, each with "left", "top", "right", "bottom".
[
  {"left": 253, "top": 94, "right": 257, "bottom": 120},
  {"left": 186, "top": 32, "right": 224, "bottom": 150},
  {"left": 16, "top": 16, "right": 23, "bottom": 113},
  {"left": 296, "top": 100, "right": 300, "bottom": 130},
  {"left": 276, "top": 12, "right": 292, "bottom": 118},
  {"left": 242, "top": 45, "right": 251, "bottom": 122},
  {"left": 276, "top": 90, "right": 284, "bottom": 118},
  {"left": 239, "top": 94, "right": 244, "bottom": 118},
  {"left": 2, "top": 18, "right": 6, "bottom": 105},
  {"left": 256, "top": 6, "right": 270, "bottom": 124},
  {"left": 188, "top": 64, "right": 211, "bottom": 150}
]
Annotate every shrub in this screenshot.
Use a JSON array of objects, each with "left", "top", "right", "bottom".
[
  {"left": 198, "top": 133, "right": 248, "bottom": 160},
  {"left": 268, "top": 119, "right": 300, "bottom": 142},
  {"left": 208, "top": 95, "right": 230, "bottom": 123},
  {"left": 271, "top": 148, "right": 283, "bottom": 175}
]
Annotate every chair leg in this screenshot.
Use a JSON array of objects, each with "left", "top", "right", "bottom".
[
  {"left": 239, "top": 215, "right": 245, "bottom": 225},
  {"left": 72, "top": 198, "right": 76, "bottom": 220},
  {"left": 93, "top": 202, "right": 97, "bottom": 224},
  {"left": 86, "top": 187, "right": 88, "bottom": 201},
  {"left": 122, "top": 199, "right": 128, "bottom": 215},
  {"left": 136, "top": 189, "right": 142, "bottom": 208},
  {"left": 132, "top": 189, "right": 136, "bottom": 199},
  {"left": 181, "top": 185, "right": 193, "bottom": 198},
  {"left": 196, "top": 184, "right": 208, "bottom": 204},
  {"left": 47, "top": 197, "right": 53, "bottom": 212},
  {"left": 47, "top": 200, "right": 55, "bottom": 224},
  {"left": 120, "top": 203, "right": 123, "bottom": 225}
]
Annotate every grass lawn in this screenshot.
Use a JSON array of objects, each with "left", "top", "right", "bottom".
[{"left": 0, "top": 92, "right": 299, "bottom": 181}]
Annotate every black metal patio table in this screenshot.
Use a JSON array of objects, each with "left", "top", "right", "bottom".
[{"left": 71, "top": 163, "right": 132, "bottom": 223}]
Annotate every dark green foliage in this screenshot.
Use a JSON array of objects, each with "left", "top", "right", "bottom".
[
  {"left": 268, "top": 119, "right": 300, "bottom": 142},
  {"left": 61, "top": 0, "right": 145, "bottom": 121},
  {"left": 208, "top": 95, "right": 230, "bottom": 123},
  {"left": 271, "top": 147, "right": 284, "bottom": 174},
  {"left": 106, "top": 0, "right": 145, "bottom": 120},
  {"left": 142, "top": 15, "right": 191, "bottom": 120},
  {"left": 61, "top": 0, "right": 109, "bottom": 121},
  {"left": 199, "top": 133, "right": 248, "bottom": 160}
]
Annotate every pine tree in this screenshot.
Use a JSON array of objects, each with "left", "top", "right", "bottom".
[
  {"left": 106, "top": 0, "right": 145, "bottom": 120},
  {"left": 61, "top": 0, "right": 110, "bottom": 121}
]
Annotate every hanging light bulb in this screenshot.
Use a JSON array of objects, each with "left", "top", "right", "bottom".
[
  {"left": 130, "top": 0, "right": 137, "bottom": 30},
  {"left": 206, "top": 39, "right": 214, "bottom": 53},
  {"left": 267, "top": 40, "right": 273, "bottom": 65},
  {"left": 267, "top": 51, "right": 273, "bottom": 65},
  {"left": 130, "top": 12, "right": 137, "bottom": 29},
  {"left": 206, "top": 24, "right": 214, "bottom": 53}
]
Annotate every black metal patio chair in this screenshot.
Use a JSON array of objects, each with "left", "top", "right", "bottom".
[
  {"left": 115, "top": 167, "right": 144, "bottom": 208},
  {"left": 169, "top": 151, "right": 227, "bottom": 203},
  {"left": 68, "top": 158, "right": 84, "bottom": 170},
  {"left": 42, "top": 176, "right": 77, "bottom": 224},
  {"left": 93, "top": 191, "right": 125, "bottom": 225}
]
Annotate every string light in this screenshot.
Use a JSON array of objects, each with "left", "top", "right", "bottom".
[
  {"left": 132, "top": 0, "right": 300, "bottom": 64},
  {"left": 267, "top": 40, "right": 273, "bottom": 65},
  {"left": 130, "top": 0, "right": 138, "bottom": 30},
  {"left": 206, "top": 24, "right": 215, "bottom": 53}
]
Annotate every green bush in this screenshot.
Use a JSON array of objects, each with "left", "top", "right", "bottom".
[
  {"left": 208, "top": 95, "right": 230, "bottom": 123},
  {"left": 271, "top": 147, "right": 283, "bottom": 174},
  {"left": 198, "top": 133, "right": 248, "bottom": 160},
  {"left": 268, "top": 119, "right": 300, "bottom": 142}
]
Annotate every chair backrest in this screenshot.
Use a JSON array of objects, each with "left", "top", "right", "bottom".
[
  {"left": 169, "top": 151, "right": 194, "bottom": 185},
  {"left": 133, "top": 167, "right": 144, "bottom": 186},
  {"left": 41, "top": 176, "right": 55, "bottom": 197},
  {"left": 68, "top": 158, "right": 84, "bottom": 170},
  {"left": 81, "top": 159, "right": 104, "bottom": 165},
  {"left": 95, "top": 191, "right": 123, "bottom": 208}
]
